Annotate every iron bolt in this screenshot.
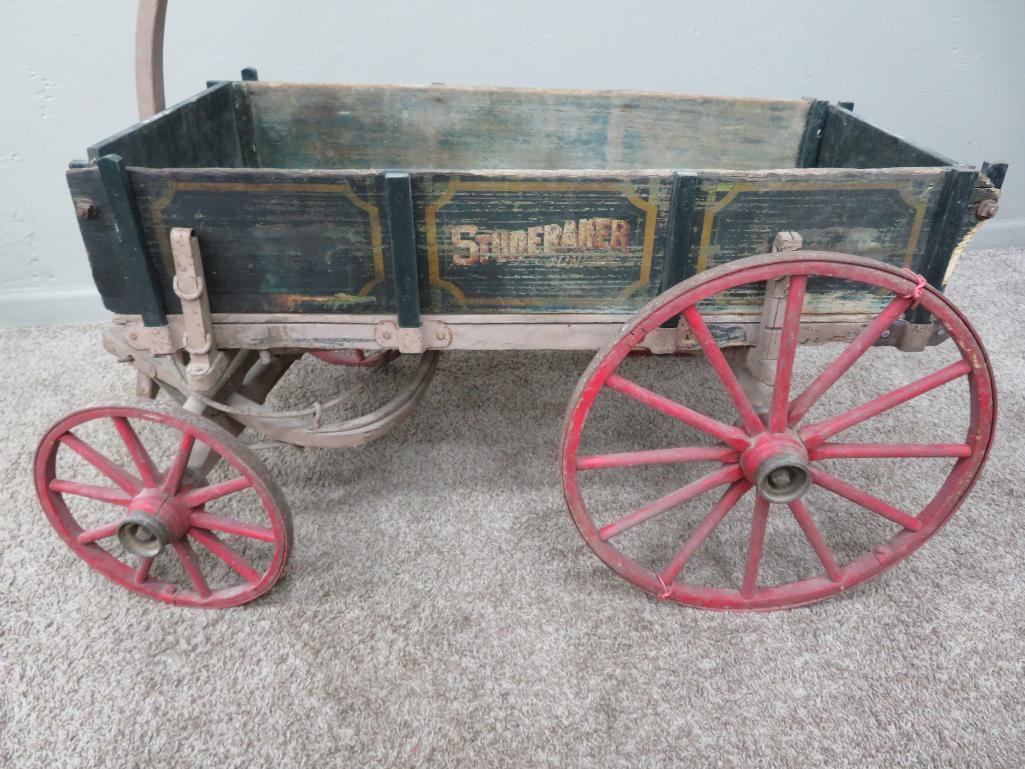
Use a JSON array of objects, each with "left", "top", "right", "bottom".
[
  {"left": 976, "top": 199, "right": 999, "bottom": 220},
  {"left": 75, "top": 199, "right": 98, "bottom": 220}
]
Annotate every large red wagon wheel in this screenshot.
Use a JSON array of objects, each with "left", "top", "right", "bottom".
[
  {"left": 35, "top": 403, "right": 292, "bottom": 607},
  {"left": 562, "top": 252, "right": 996, "bottom": 610}
]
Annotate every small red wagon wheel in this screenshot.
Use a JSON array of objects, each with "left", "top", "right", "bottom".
[
  {"left": 310, "top": 349, "right": 400, "bottom": 368},
  {"left": 35, "top": 403, "right": 292, "bottom": 608},
  {"left": 562, "top": 252, "right": 996, "bottom": 610}
]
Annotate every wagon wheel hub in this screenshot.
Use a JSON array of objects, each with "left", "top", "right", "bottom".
[
  {"left": 117, "top": 487, "right": 192, "bottom": 557},
  {"left": 739, "top": 431, "right": 811, "bottom": 504}
]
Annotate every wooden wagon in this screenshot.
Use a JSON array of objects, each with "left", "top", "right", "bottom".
[{"left": 36, "top": 0, "right": 1007, "bottom": 610}]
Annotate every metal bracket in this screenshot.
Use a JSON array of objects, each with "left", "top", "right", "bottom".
[
  {"left": 772, "top": 231, "right": 804, "bottom": 253},
  {"left": 169, "top": 228, "right": 227, "bottom": 392},
  {"left": 374, "top": 320, "right": 452, "bottom": 353},
  {"left": 875, "top": 319, "right": 947, "bottom": 352}
]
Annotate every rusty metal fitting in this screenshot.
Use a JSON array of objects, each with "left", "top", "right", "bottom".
[
  {"left": 75, "top": 199, "right": 98, "bottom": 220},
  {"left": 975, "top": 199, "right": 999, "bottom": 220}
]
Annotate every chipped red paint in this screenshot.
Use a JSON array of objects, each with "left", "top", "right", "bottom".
[
  {"left": 561, "top": 252, "right": 997, "bottom": 611},
  {"left": 35, "top": 404, "right": 292, "bottom": 608},
  {"left": 310, "top": 349, "right": 400, "bottom": 368}
]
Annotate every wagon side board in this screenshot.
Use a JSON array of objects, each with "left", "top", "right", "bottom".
[
  {"left": 71, "top": 162, "right": 1003, "bottom": 350},
  {"left": 244, "top": 83, "right": 812, "bottom": 172}
]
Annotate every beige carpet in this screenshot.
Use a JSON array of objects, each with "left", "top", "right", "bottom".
[{"left": 2, "top": 248, "right": 1023, "bottom": 768}]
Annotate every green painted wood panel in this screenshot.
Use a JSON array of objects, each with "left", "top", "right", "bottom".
[
  {"left": 246, "top": 83, "right": 811, "bottom": 171},
  {"left": 88, "top": 83, "right": 245, "bottom": 169},
  {"left": 688, "top": 169, "right": 948, "bottom": 318},
  {"left": 412, "top": 173, "right": 674, "bottom": 313},
  {"left": 817, "top": 105, "right": 952, "bottom": 169},
  {"left": 129, "top": 169, "right": 394, "bottom": 315},
  {"left": 73, "top": 165, "right": 962, "bottom": 321}
]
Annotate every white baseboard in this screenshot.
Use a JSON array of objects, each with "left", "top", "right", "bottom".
[
  {"left": 0, "top": 286, "right": 109, "bottom": 328},
  {"left": 967, "top": 216, "right": 1025, "bottom": 250}
]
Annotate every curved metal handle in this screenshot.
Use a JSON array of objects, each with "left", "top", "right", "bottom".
[{"left": 136, "top": 0, "right": 169, "bottom": 119}]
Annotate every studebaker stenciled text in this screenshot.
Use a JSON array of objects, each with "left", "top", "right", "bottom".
[{"left": 449, "top": 218, "right": 632, "bottom": 266}]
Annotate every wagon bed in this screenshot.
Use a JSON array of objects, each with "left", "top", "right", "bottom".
[{"left": 69, "top": 79, "right": 1002, "bottom": 355}]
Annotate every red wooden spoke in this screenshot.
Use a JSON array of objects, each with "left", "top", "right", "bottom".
[
  {"left": 111, "top": 417, "right": 159, "bottom": 487},
  {"left": 660, "top": 480, "right": 751, "bottom": 584},
  {"left": 173, "top": 540, "right": 211, "bottom": 598},
  {"left": 161, "top": 433, "right": 196, "bottom": 494},
  {"left": 605, "top": 373, "right": 749, "bottom": 450},
  {"left": 788, "top": 499, "right": 842, "bottom": 582},
  {"left": 741, "top": 495, "right": 771, "bottom": 598},
  {"left": 809, "top": 443, "right": 972, "bottom": 460},
  {"left": 181, "top": 476, "right": 252, "bottom": 508},
  {"left": 577, "top": 446, "right": 738, "bottom": 471},
  {"left": 59, "top": 433, "right": 140, "bottom": 495},
  {"left": 76, "top": 521, "right": 122, "bottom": 545},
  {"left": 800, "top": 360, "right": 971, "bottom": 449},
  {"left": 36, "top": 404, "right": 293, "bottom": 608},
  {"left": 189, "top": 528, "right": 262, "bottom": 583},
  {"left": 682, "top": 306, "right": 764, "bottom": 434},
  {"left": 769, "top": 276, "right": 807, "bottom": 432},
  {"left": 599, "top": 464, "right": 743, "bottom": 541},
  {"left": 190, "top": 511, "right": 276, "bottom": 542},
  {"left": 788, "top": 296, "right": 912, "bottom": 426},
  {"left": 561, "top": 255, "right": 996, "bottom": 610},
  {"left": 810, "top": 467, "right": 922, "bottom": 531},
  {"left": 49, "top": 479, "right": 132, "bottom": 506}
]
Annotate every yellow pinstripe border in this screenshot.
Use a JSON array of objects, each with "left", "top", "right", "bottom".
[
  {"left": 146, "top": 180, "right": 385, "bottom": 301},
  {"left": 697, "top": 181, "right": 929, "bottom": 274}
]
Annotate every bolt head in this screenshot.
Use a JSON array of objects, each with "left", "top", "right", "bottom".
[
  {"left": 976, "top": 199, "right": 999, "bottom": 220},
  {"left": 75, "top": 200, "right": 98, "bottom": 220}
]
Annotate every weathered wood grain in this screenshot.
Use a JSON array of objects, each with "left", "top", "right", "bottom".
[
  {"left": 129, "top": 168, "right": 393, "bottom": 315},
  {"left": 816, "top": 104, "right": 952, "bottom": 169},
  {"left": 246, "top": 83, "right": 811, "bottom": 171},
  {"left": 75, "top": 164, "right": 961, "bottom": 321},
  {"left": 413, "top": 173, "right": 674, "bottom": 313},
  {"left": 89, "top": 82, "right": 245, "bottom": 169},
  {"left": 690, "top": 168, "right": 949, "bottom": 316},
  {"left": 109, "top": 311, "right": 879, "bottom": 353}
]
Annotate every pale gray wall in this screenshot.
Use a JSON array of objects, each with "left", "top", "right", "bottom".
[{"left": 2, "top": 0, "right": 1022, "bottom": 326}]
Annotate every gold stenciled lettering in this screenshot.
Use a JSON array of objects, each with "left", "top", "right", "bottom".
[{"left": 449, "top": 218, "right": 633, "bottom": 265}]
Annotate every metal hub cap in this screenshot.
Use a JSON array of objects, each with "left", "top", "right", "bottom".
[
  {"left": 118, "top": 512, "right": 171, "bottom": 557},
  {"left": 115, "top": 487, "right": 192, "bottom": 558},
  {"left": 754, "top": 452, "right": 811, "bottom": 504}
]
